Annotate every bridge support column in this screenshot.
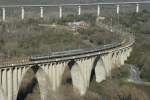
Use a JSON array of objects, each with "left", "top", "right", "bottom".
[
  {"left": 102, "top": 54, "right": 113, "bottom": 76},
  {"left": 7, "top": 68, "right": 13, "bottom": 100},
  {"left": 120, "top": 50, "right": 126, "bottom": 65},
  {"left": 97, "top": 5, "right": 100, "bottom": 16},
  {"left": 0, "top": 69, "right": 7, "bottom": 100},
  {"left": 17, "top": 68, "right": 22, "bottom": 90},
  {"left": 59, "top": 6, "right": 62, "bottom": 19},
  {"left": 2, "top": 7, "right": 5, "bottom": 21},
  {"left": 112, "top": 52, "right": 118, "bottom": 67},
  {"left": 2, "top": 69, "right": 7, "bottom": 98},
  {"left": 78, "top": 6, "right": 81, "bottom": 16},
  {"left": 52, "top": 66, "right": 56, "bottom": 91},
  {"left": 125, "top": 49, "right": 130, "bottom": 61},
  {"left": 0, "top": 86, "right": 6, "bottom": 100},
  {"left": 128, "top": 48, "right": 132, "bottom": 57},
  {"left": 22, "top": 67, "right": 26, "bottom": 78},
  {"left": 124, "top": 50, "right": 128, "bottom": 61},
  {"left": 36, "top": 66, "right": 51, "bottom": 100},
  {"left": 136, "top": 4, "right": 139, "bottom": 13},
  {"left": 56, "top": 64, "right": 61, "bottom": 88},
  {"left": 71, "top": 58, "right": 94, "bottom": 95},
  {"left": 13, "top": 68, "right": 18, "bottom": 100},
  {"left": 0, "top": 69, "right": 1, "bottom": 85},
  {"left": 21, "top": 7, "right": 24, "bottom": 20},
  {"left": 116, "top": 51, "right": 122, "bottom": 67},
  {"left": 47, "top": 63, "right": 66, "bottom": 91},
  {"left": 95, "top": 57, "right": 107, "bottom": 83},
  {"left": 123, "top": 49, "right": 130, "bottom": 65},
  {"left": 40, "top": 7, "right": 44, "bottom": 18},
  {"left": 116, "top": 4, "right": 120, "bottom": 14}
]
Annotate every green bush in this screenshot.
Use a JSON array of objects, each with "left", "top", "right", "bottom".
[{"left": 111, "top": 66, "right": 130, "bottom": 80}]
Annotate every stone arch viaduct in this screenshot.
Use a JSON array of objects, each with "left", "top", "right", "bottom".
[
  {"left": 0, "top": 33, "right": 134, "bottom": 100},
  {"left": 0, "top": 1, "right": 148, "bottom": 100}
]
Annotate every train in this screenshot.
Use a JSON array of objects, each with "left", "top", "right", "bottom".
[{"left": 29, "top": 40, "right": 123, "bottom": 61}]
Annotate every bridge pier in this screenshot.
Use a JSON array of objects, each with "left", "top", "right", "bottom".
[
  {"left": 2, "top": 7, "right": 6, "bottom": 21},
  {"left": 0, "top": 69, "right": 6, "bottom": 100},
  {"left": 120, "top": 50, "right": 125, "bottom": 65},
  {"left": 102, "top": 54, "right": 113, "bottom": 76},
  {"left": 21, "top": 7, "right": 24, "bottom": 20},
  {"left": 0, "top": 85, "right": 7, "bottom": 100},
  {"left": 40, "top": 7, "right": 44, "bottom": 18},
  {"left": 17, "top": 68, "right": 22, "bottom": 90},
  {"left": 126, "top": 48, "right": 131, "bottom": 59},
  {"left": 0, "top": 69, "right": 1, "bottom": 85},
  {"left": 13, "top": 68, "right": 18, "bottom": 100},
  {"left": 59, "top": 6, "right": 62, "bottom": 18},
  {"left": 78, "top": 6, "right": 81, "bottom": 16},
  {"left": 112, "top": 52, "right": 118, "bottom": 67},
  {"left": 126, "top": 48, "right": 132, "bottom": 59},
  {"left": 44, "top": 62, "right": 66, "bottom": 91},
  {"left": 95, "top": 57, "right": 107, "bottom": 83},
  {"left": 116, "top": 4, "right": 120, "bottom": 14},
  {"left": 7, "top": 68, "right": 13, "bottom": 100},
  {"left": 121, "top": 49, "right": 130, "bottom": 65},
  {"left": 2, "top": 69, "right": 7, "bottom": 98},
  {"left": 115, "top": 51, "right": 121, "bottom": 67},
  {"left": 97, "top": 5, "right": 100, "bottom": 16},
  {"left": 136, "top": 4, "right": 139, "bottom": 13},
  {"left": 129, "top": 48, "right": 132, "bottom": 57},
  {"left": 35, "top": 66, "right": 51, "bottom": 100},
  {"left": 71, "top": 58, "right": 94, "bottom": 95}
]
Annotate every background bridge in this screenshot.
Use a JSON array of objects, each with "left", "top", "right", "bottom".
[{"left": 0, "top": 1, "right": 150, "bottom": 21}]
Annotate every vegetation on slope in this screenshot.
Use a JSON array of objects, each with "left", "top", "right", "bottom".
[
  {"left": 102, "top": 10, "right": 150, "bottom": 82},
  {"left": 118, "top": 11, "right": 150, "bottom": 82},
  {"left": 90, "top": 65, "right": 150, "bottom": 100},
  {"left": 0, "top": 15, "right": 119, "bottom": 59},
  {"left": 90, "top": 80, "right": 149, "bottom": 100}
]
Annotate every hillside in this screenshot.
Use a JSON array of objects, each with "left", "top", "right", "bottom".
[{"left": 0, "top": 15, "right": 119, "bottom": 59}]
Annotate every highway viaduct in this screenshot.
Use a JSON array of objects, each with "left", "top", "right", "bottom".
[
  {"left": 0, "top": 1, "right": 142, "bottom": 100},
  {"left": 0, "top": 1, "right": 150, "bottom": 20}
]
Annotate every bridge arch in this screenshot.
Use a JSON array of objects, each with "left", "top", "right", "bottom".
[
  {"left": 17, "top": 65, "right": 51, "bottom": 100},
  {"left": 65, "top": 58, "right": 95, "bottom": 95},
  {"left": 93, "top": 55, "right": 107, "bottom": 83},
  {"left": 61, "top": 60, "right": 75, "bottom": 85}
]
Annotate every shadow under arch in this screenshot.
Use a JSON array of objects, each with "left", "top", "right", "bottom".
[
  {"left": 90, "top": 55, "right": 107, "bottom": 83},
  {"left": 61, "top": 60, "right": 76, "bottom": 85},
  {"left": 90, "top": 56, "right": 100, "bottom": 82},
  {"left": 17, "top": 65, "right": 51, "bottom": 100}
]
